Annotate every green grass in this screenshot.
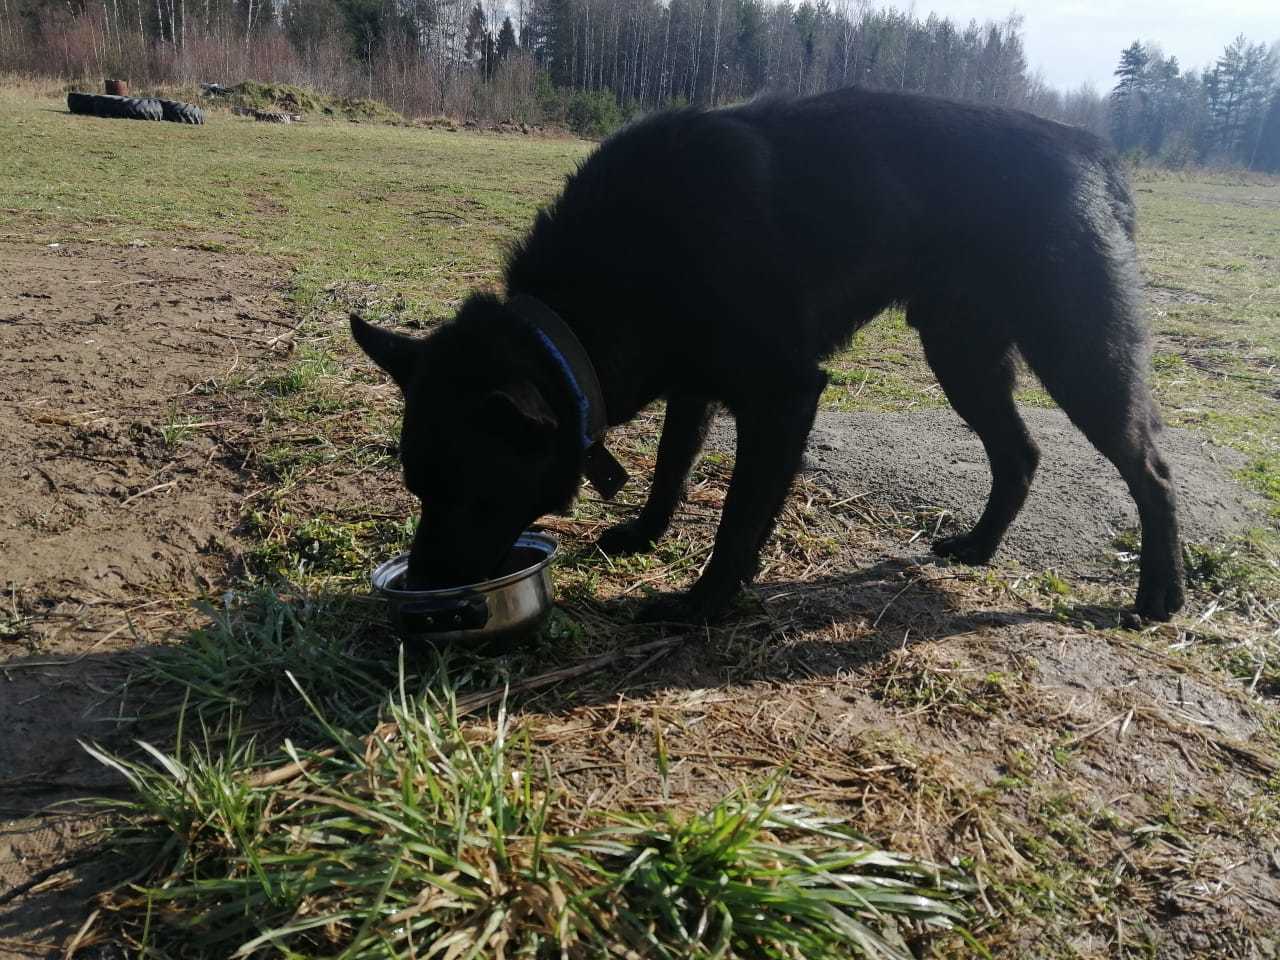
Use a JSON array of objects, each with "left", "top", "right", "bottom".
[
  {"left": 159, "top": 409, "right": 200, "bottom": 447},
  {"left": 85, "top": 662, "right": 976, "bottom": 959},
  {"left": 0, "top": 87, "right": 588, "bottom": 322}
]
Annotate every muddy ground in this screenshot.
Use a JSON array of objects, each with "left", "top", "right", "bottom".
[
  {"left": 1, "top": 242, "right": 1277, "bottom": 957},
  {"left": 0, "top": 241, "right": 296, "bottom": 617}
]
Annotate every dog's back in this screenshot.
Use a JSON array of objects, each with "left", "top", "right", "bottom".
[{"left": 511, "top": 88, "right": 1136, "bottom": 361}]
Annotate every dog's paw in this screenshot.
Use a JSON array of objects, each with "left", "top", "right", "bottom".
[
  {"left": 596, "top": 520, "right": 659, "bottom": 557},
  {"left": 932, "top": 532, "right": 997, "bottom": 565},
  {"left": 1134, "top": 577, "right": 1185, "bottom": 623},
  {"left": 634, "top": 590, "right": 729, "bottom": 625}
]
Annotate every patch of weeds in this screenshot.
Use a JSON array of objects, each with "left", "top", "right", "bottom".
[
  {"left": 1050, "top": 745, "right": 1076, "bottom": 770},
  {"left": 0, "top": 586, "right": 30, "bottom": 643},
  {"left": 263, "top": 342, "right": 341, "bottom": 398},
  {"left": 1151, "top": 351, "right": 1187, "bottom": 371},
  {"left": 1038, "top": 571, "right": 1071, "bottom": 598},
  {"left": 1012, "top": 385, "right": 1057, "bottom": 409},
  {"left": 553, "top": 556, "right": 605, "bottom": 609},
  {"left": 1112, "top": 527, "right": 1142, "bottom": 556},
  {"left": 874, "top": 650, "right": 1022, "bottom": 723},
  {"left": 535, "top": 606, "right": 588, "bottom": 652},
  {"left": 0, "top": 611, "right": 30, "bottom": 642},
  {"left": 289, "top": 516, "right": 386, "bottom": 577},
  {"left": 244, "top": 512, "right": 414, "bottom": 583},
  {"left": 1033, "top": 791, "right": 1093, "bottom": 853},
  {"left": 822, "top": 368, "right": 940, "bottom": 413},
  {"left": 87, "top": 663, "right": 978, "bottom": 958},
  {"left": 1241, "top": 456, "right": 1280, "bottom": 515},
  {"left": 226, "top": 80, "right": 405, "bottom": 123},
  {"left": 0, "top": 611, "right": 27, "bottom": 642},
  {"left": 133, "top": 585, "right": 392, "bottom": 731},
  {"left": 159, "top": 409, "right": 198, "bottom": 448},
  {"left": 1183, "top": 541, "right": 1262, "bottom": 597}
]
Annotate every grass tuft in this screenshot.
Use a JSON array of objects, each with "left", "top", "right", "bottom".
[
  {"left": 132, "top": 586, "right": 390, "bottom": 730},
  {"left": 86, "top": 660, "right": 977, "bottom": 959}
]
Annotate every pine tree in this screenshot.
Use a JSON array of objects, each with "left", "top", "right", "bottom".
[
  {"left": 497, "top": 15, "right": 517, "bottom": 61},
  {"left": 735, "top": 0, "right": 767, "bottom": 93},
  {"left": 464, "top": 2, "right": 486, "bottom": 59},
  {"left": 1110, "top": 41, "right": 1150, "bottom": 153},
  {"left": 1204, "top": 35, "right": 1253, "bottom": 160}
]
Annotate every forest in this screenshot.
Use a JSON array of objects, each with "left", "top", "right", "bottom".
[{"left": 1, "top": 0, "right": 1277, "bottom": 168}]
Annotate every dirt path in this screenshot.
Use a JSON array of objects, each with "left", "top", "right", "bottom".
[{"left": 0, "top": 241, "right": 293, "bottom": 955}]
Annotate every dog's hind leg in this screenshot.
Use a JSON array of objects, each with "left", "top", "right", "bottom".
[
  {"left": 1015, "top": 297, "right": 1184, "bottom": 621},
  {"left": 638, "top": 373, "right": 826, "bottom": 623},
  {"left": 597, "top": 394, "right": 714, "bottom": 556},
  {"left": 914, "top": 307, "right": 1041, "bottom": 564}
]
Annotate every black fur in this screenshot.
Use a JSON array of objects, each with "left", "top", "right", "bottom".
[{"left": 353, "top": 87, "right": 1185, "bottom": 623}]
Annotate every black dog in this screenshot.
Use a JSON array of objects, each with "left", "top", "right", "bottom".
[{"left": 353, "top": 87, "right": 1184, "bottom": 623}]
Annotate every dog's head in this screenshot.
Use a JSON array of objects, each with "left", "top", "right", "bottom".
[{"left": 351, "top": 297, "right": 579, "bottom": 588}]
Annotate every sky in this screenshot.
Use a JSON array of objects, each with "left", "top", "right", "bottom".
[{"left": 916, "top": 0, "right": 1280, "bottom": 91}]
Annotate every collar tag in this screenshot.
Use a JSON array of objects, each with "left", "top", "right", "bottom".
[{"left": 584, "top": 441, "right": 628, "bottom": 500}]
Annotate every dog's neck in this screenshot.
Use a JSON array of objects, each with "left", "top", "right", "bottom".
[
  {"left": 507, "top": 295, "right": 609, "bottom": 446},
  {"left": 506, "top": 294, "right": 628, "bottom": 499}
]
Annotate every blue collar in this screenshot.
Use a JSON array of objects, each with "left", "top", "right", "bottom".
[{"left": 507, "top": 294, "right": 628, "bottom": 499}]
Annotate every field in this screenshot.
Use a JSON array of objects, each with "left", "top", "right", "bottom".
[{"left": 1, "top": 86, "right": 1279, "bottom": 958}]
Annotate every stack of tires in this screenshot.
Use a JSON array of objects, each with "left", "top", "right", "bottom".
[{"left": 67, "top": 92, "right": 205, "bottom": 125}]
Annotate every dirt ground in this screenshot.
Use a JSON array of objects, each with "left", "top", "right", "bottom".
[
  {"left": 0, "top": 241, "right": 296, "bottom": 618},
  {"left": 0, "top": 241, "right": 294, "bottom": 954},
  {"left": 711, "top": 404, "right": 1265, "bottom": 578},
  {"left": 1, "top": 242, "right": 1277, "bottom": 957}
]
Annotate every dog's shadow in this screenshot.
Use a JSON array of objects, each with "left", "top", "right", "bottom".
[{"left": 506, "top": 555, "right": 1058, "bottom": 704}]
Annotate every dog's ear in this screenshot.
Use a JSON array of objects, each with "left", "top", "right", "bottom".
[
  {"left": 477, "top": 381, "right": 559, "bottom": 451},
  {"left": 350, "top": 313, "right": 421, "bottom": 389}
]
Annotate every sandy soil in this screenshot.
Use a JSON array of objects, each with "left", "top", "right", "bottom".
[
  {"left": 704, "top": 405, "right": 1263, "bottom": 584},
  {"left": 800, "top": 406, "right": 1262, "bottom": 574}
]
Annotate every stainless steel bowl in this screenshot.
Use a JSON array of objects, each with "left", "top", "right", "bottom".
[{"left": 371, "top": 531, "right": 558, "bottom": 646}]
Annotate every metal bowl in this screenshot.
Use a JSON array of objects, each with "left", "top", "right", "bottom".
[{"left": 371, "top": 531, "right": 557, "bottom": 646}]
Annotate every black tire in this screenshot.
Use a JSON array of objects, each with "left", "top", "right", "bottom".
[
  {"left": 123, "top": 97, "right": 163, "bottom": 121},
  {"left": 94, "top": 95, "right": 128, "bottom": 118},
  {"left": 88, "top": 94, "right": 161, "bottom": 120},
  {"left": 158, "top": 99, "right": 205, "bottom": 125},
  {"left": 67, "top": 92, "right": 95, "bottom": 115}
]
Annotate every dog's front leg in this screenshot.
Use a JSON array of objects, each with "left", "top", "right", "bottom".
[
  {"left": 597, "top": 394, "right": 715, "bottom": 556},
  {"left": 638, "top": 374, "right": 826, "bottom": 624}
]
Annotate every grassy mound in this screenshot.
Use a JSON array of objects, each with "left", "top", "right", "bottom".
[{"left": 227, "top": 80, "right": 402, "bottom": 123}]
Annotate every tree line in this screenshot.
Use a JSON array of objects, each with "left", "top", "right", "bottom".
[
  {"left": 0, "top": 0, "right": 1277, "bottom": 168},
  {"left": 1110, "top": 36, "right": 1279, "bottom": 169}
]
